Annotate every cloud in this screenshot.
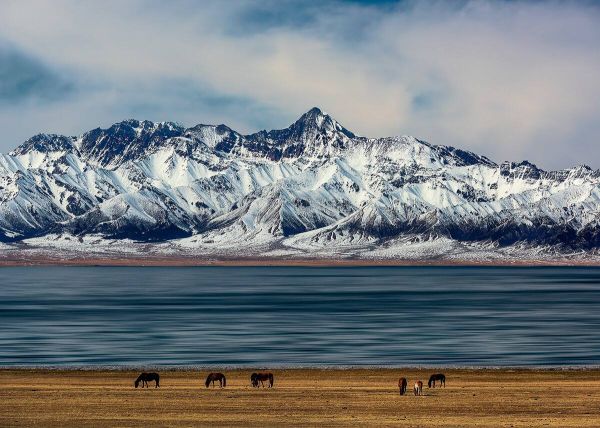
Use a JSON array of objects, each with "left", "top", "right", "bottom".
[
  {"left": 0, "top": 43, "right": 74, "bottom": 103},
  {"left": 0, "top": 0, "right": 598, "bottom": 169}
]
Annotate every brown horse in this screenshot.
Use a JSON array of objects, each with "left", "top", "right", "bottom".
[
  {"left": 398, "top": 377, "right": 408, "bottom": 395},
  {"left": 135, "top": 372, "right": 160, "bottom": 388},
  {"left": 428, "top": 373, "right": 446, "bottom": 388},
  {"left": 251, "top": 372, "right": 274, "bottom": 388},
  {"left": 205, "top": 373, "right": 226, "bottom": 388},
  {"left": 414, "top": 380, "right": 423, "bottom": 396}
]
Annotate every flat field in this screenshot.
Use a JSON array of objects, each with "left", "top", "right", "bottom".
[{"left": 1, "top": 369, "right": 599, "bottom": 427}]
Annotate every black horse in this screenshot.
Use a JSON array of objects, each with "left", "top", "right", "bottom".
[
  {"left": 135, "top": 372, "right": 160, "bottom": 388},
  {"left": 428, "top": 373, "right": 446, "bottom": 388},
  {"left": 398, "top": 377, "right": 408, "bottom": 395},
  {"left": 251, "top": 372, "right": 274, "bottom": 388},
  {"left": 205, "top": 372, "right": 226, "bottom": 388}
]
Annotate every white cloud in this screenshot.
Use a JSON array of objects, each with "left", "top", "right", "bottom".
[{"left": 0, "top": 0, "right": 599, "bottom": 169}]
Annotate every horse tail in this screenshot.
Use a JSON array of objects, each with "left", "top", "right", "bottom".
[
  {"left": 205, "top": 375, "right": 211, "bottom": 388},
  {"left": 156, "top": 374, "right": 160, "bottom": 388},
  {"left": 269, "top": 374, "right": 274, "bottom": 387},
  {"left": 428, "top": 377, "right": 432, "bottom": 388},
  {"left": 222, "top": 375, "right": 226, "bottom": 387}
]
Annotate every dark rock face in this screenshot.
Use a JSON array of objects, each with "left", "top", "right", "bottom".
[
  {"left": 80, "top": 120, "right": 184, "bottom": 166},
  {"left": 11, "top": 134, "right": 76, "bottom": 156}
]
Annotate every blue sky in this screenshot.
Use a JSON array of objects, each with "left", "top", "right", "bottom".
[{"left": 0, "top": 0, "right": 599, "bottom": 169}]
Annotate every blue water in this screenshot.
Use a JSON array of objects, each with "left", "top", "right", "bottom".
[{"left": 1, "top": 266, "right": 600, "bottom": 367}]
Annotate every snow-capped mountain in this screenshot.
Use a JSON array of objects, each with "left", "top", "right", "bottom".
[{"left": 1, "top": 107, "right": 599, "bottom": 256}]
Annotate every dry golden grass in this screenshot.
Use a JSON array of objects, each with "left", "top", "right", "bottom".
[{"left": 1, "top": 369, "right": 599, "bottom": 427}]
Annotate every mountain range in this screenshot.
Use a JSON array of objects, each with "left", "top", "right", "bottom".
[{"left": 1, "top": 107, "right": 599, "bottom": 261}]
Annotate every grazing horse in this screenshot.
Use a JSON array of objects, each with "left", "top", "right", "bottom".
[
  {"left": 251, "top": 372, "right": 274, "bottom": 388},
  {"left": 135, "top": 372, "right": 160, "bottom": 388},
  {"left": 428, "top": 373, "right": 446, "bottom": 388},
  {"left": 398, "top": 377, "right": 408, "bottom": 395},
  {"left": 414, "top": 380, "right": 423, "bottom": 396},
  {"left": 205, "top": 373, "right": 226, "bottom": 388}
]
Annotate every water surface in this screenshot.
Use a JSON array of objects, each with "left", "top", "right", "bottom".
[{"left": 1, "top": 266, "right": 599, "bottom": 367}]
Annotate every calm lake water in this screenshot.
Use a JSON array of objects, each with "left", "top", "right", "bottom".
[{"left": 1, "top": 266, "right": 599, "bottom": 367}]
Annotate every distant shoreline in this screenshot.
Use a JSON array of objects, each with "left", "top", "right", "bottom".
[
  {"left": 3, "top": 366, "right": 600, "bottom": 371},
  {"left": 1, "top": 256, "right": 600, "bottom": 267}
]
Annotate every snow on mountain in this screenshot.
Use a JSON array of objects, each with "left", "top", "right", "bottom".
[{"left": 0, "top": 107, "right": 599, "bottom": 257}]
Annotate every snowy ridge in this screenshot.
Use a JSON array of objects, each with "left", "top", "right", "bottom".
[{"left": 0, "top": 107, "right": 599, "bottom": 258}]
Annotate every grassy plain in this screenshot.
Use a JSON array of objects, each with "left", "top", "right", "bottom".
[{"left": 1, "top": 369, "right": 600, "bottom": 427}]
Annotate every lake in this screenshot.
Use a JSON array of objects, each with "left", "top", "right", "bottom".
[{"left": 1, "top": 266, "right": 599, "bottom": 367}]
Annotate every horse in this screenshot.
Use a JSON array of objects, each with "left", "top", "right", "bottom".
[
  {"left": 428, "top": 373, "right": 446, "bottom": 388},
  {"left": 135, "top": 372, "right": 160, "bottom": 388},
  {"left": 414, "top": 380, "right": 423, "bottom": 396},
  {"left": 205, "top": 373, "right": 226, "bottom": 388},
  {"left": 398, "top": 377, "right": 408, "bottom": 395},
  {"left": 251, "top": 372, "right": 274, "bottom": 388}
]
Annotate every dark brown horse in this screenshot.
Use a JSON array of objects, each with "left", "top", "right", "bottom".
[
  {"left": 135, "top": 372, "right": 160, "bottom": 388},
  {"left": 251, "top": 372, "right": 274, "bottom": 388},
  {"left": 205, "top": 372, "right": 226, "bottom": 388},
  {"left": 428, "top": 373, "right": 446, "bottom": 388},
  {"left": 398, "top": 377, "right": 408, "bottom": 395}
]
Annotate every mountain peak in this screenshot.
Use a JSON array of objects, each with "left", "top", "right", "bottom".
[
  {"left": 302, "top": 106, "right": 326, "bottom": 118},
  {"left": 290, "top": 107, "right": 355, "bottom": 139},
  {"left": 295, "top": 107, "right": 329, "bottom": 125},
  {"left": 79, "top": 119, "right": 184, "bottom": 167},
  {"left": 10, "top": 133, "right": 76, "bottom": 156}
]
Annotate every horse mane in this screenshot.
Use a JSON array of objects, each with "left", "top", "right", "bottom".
[
  {"left": 222, "top": 374, "right": 226, "bottom": 387},
  {"left": 205, "top": 374, "right": 211, "bottom": 388}
]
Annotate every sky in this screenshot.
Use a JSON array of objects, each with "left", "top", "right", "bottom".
[{"left": 0, "top": 0, "right": 599, "bottom": 170}]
